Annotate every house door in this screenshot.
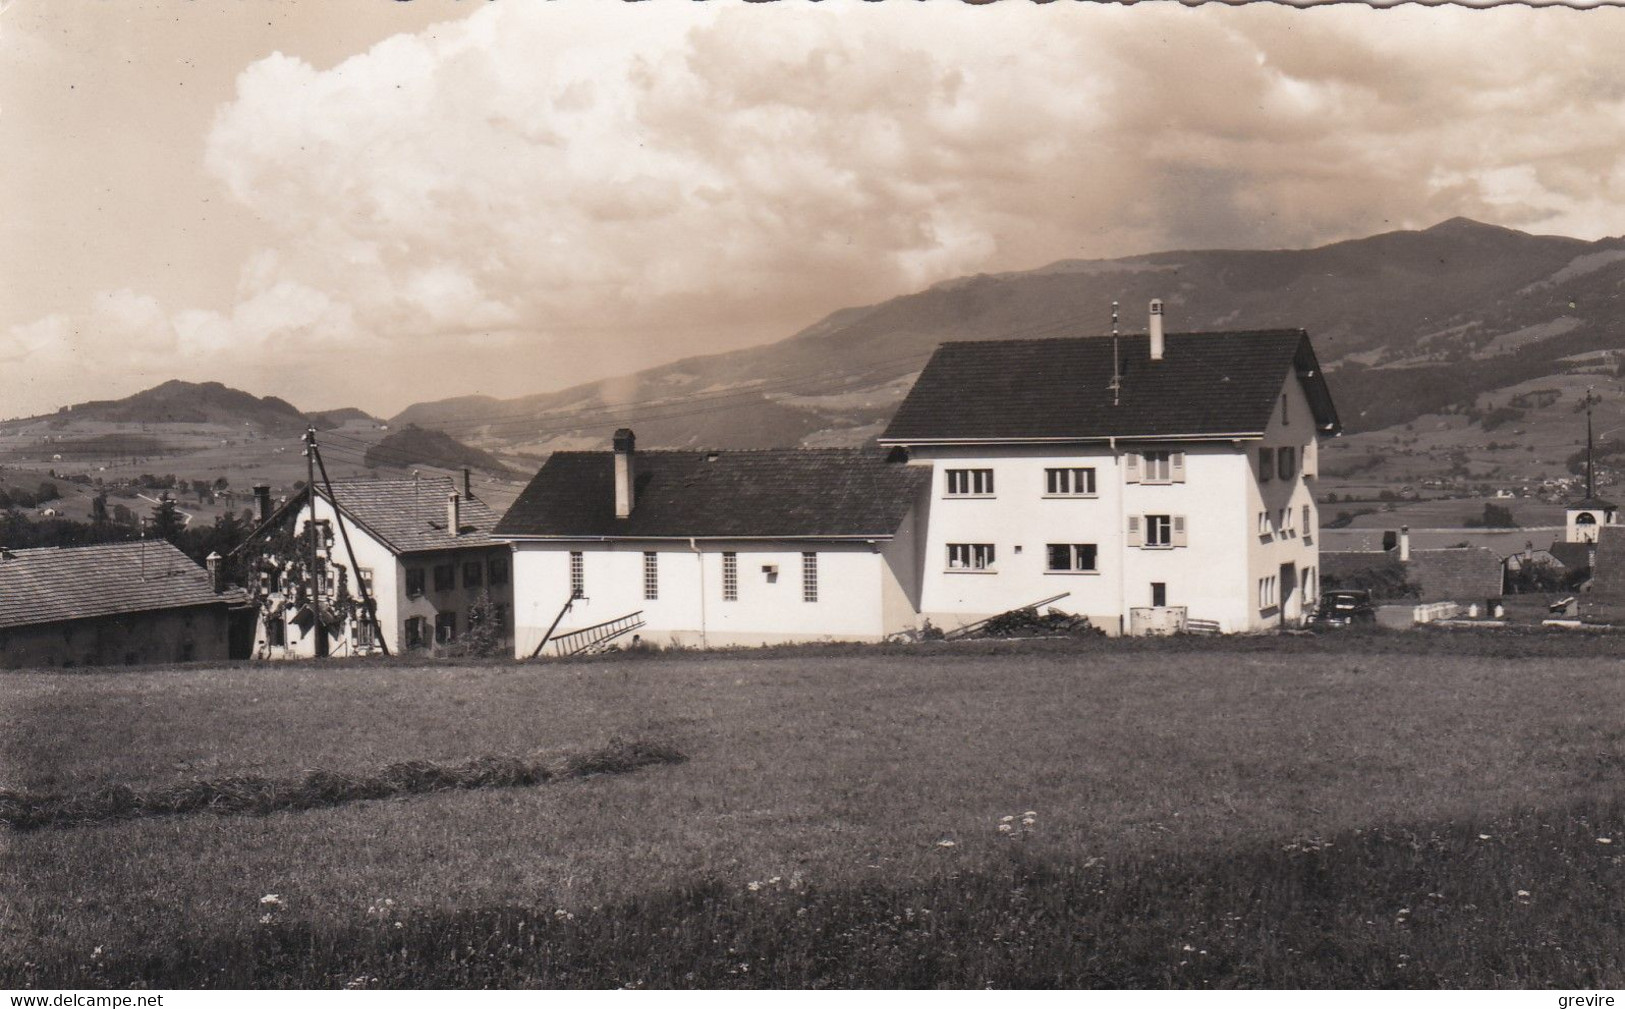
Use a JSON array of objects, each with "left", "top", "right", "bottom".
[
  {"left": 1279, "top": 563, "right": 1297, "bottom": 626},
  {"left": 315, "top": 622, "right": 330, "bottom": 658}
]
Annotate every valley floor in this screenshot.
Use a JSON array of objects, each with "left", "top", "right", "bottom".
[{"left": 4, "top": 635, "right": 1625, "bottom": 987}]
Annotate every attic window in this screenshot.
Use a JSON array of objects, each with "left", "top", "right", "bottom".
[{"left": 705, "top": 452, "right": 720, "bottom": 463}]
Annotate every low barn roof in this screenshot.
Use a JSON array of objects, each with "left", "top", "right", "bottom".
[
  {"left": 1320, "top": 547, "right": 1503, "bottom": 603},
  {"left": 0, "top": 541, "right": 236, "bottom": 631},
  {"left": 880, "top": 330, "right": 1340, "bottom": 444},
  {"left": 495, "top": 449, "right": 929, "bottom": 540}
]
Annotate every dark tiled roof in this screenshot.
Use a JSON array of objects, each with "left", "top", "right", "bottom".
[
  {"left": 1320, "top": 547, "right": 1503, "bottom": 602},
  {"left": 1408, "top": 548, "right": 1504, "bottom": 603},
  {"left": 0, "top": 541, "right": 237, "bottom": 631},
  {"left": 314, "top": 477, "right": 502, "bottom": 555},
  {"left": 1569, "top": 496, "right": 1618, "bottom": 511},
  {"left": 494, "top": 449, "right": 929, "bottom": 539},
  {"left": 880, "top": 330, "right": 1340, "bottom": 443},
  {"left": 1547, "top": 541, "right": 1594, "bottom": 570},
  {"left": 1589, "top": 526, "right": 1625, "bottom": 597}
]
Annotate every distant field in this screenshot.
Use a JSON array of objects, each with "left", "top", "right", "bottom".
[{"left": 6, "top": 635, "right": 1625, "bottom": 987}]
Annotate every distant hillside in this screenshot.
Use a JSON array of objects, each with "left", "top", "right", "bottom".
[
  {"left": 308, "top": 407, "right": 376, "bottom": 429},
  {"left": 393, "top": 217, "right": 1625, "bottom": 452},
  {"left": 25, "top": 380, "right": 313, "bottom": 432},
  {"left": 363, "top": 425, "right": 516, "bottom": 477}
]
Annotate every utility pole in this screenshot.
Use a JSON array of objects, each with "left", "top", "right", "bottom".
[
  {"left": 305, "top": 426, "right": 322, "bottom": 656},
  {"left": 1586, "top": 386, "right": 1597, "bottom": 499}
]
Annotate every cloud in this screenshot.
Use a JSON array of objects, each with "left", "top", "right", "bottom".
[{"left": 14, "top": 4, "right": 1625, "bottom": 419}]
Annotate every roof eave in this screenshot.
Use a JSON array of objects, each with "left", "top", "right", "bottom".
[{"left": 877, "top": 432, "right": 1266, "bottom": 447}]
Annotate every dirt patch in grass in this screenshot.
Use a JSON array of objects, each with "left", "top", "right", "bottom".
[{"left": 0, "top": 737, "right": 684, "bottom": 831}]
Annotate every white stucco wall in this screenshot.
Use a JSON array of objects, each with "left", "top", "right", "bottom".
[
  {"left": 904, "top": 366, "right": 1327, "bottom": 635},
  {"left": 508, "top": 539, "right": 901, "bottom": 655}
]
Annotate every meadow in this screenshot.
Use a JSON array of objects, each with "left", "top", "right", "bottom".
[{"left": 5, "top": 634, "right": 1625, "bottom": 988}]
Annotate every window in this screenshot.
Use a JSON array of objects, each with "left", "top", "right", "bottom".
[
  {"left": 493, "top": 603, "right": 508, "bottom": 630},
  {"left": 357, "top": 568, "right": 374, "bottom": 597},
  {"left": 1303, "top": 567, "right": 1316, "bottom": 602},
  {"left": 463, "top": 561, "right": 484, "bottom": 589},
  {"left": 1279, "top": 507, "right": 1294, "bottom": 538},
  {"left": 1151, "top": 582, "right": 1167, "bottom": 608},
  {"left": 1278, "top": 446, "right": 1297, "bottom": 480},
  {"left": 1282, "top": 392, "right": 1290, "bottom": 426},
  {"left": 405, "top": 616, "right": 428, "bottom": 650},
  {"left": 569, "top": 551, "right": 584, "bottom": 599},
  {"left": 489, "top": 555, "right": 509, "bottom": 586},
  {"left": 643, "top": 552, "right": 659, "bottom": 600},
  {"left": 1145, "top": 514, "right": 1173, "bottom": 547},
  {"left": 1142, "top": 451, "right": 1172, "bottom": 483},
  {"left": 1258, "top": 511, "right": 1272, "bottom": 538},
  {"left": 1258, "top": 447, "right": 1275, "bottom": 482},
  {"left": 406, "top": 567, "right": 426, "bottom": 598},
  {"left": 435, "top": 612, "right": 457, "bottom": 644},
  {"left": 266, "top": 617, "right": 286, "bottom": 647},
  {"left": 945, "top": 469, "right": 994, "bottom": 496},
  {"left": 433, "top": 563, "right": 455, "bottom": 592},
  {"left": 1046, "top": 543, "right": 1098, "bottom": 572},
  {"left": 1259, "top": 575, "right": 1278, "bottom": 610},
  {"left": 1045, "top": 468, "right": 1097, "bottom": 496},
  {"left": 1303, "top": 504, "right": 1313, "bottom": 539},
  {"left": 355, "top": 616, "right": 374, "bottom": 649},
  {"left": 722, "top": 552, "right": 738, "bottom": 601},
  {"left": 802, "top": 552, "right": 819, "bottom": 602},
  {"left": 947, "top": 543, "right": 996, "bottom": 570}
]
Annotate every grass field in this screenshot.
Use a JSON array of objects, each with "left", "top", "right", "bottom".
[{"left": 5, "top": 635, "right": 1625, "bottom": 988}]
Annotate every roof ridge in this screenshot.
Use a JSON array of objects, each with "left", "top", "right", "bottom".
[{"left": 944, "top": 329, "right": 1307, "bottom": 349}]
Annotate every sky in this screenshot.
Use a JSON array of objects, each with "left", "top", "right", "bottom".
[{"left": 5, "top": 1, "right": 1625, "bottom": 421}]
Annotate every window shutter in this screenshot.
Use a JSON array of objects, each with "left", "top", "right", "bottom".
[
  {"left": 1171, "top": 452, "right": 1186, "bottom": 483},
  {"left": 1126, "top": 515, "right": 1143, "bottom": 547},
  {"left": 1125, "top": 453, "right": 1141, "bottom": 484},
  {"left": 1172, "top": 515, "right": 1188, "bottom": 547}
]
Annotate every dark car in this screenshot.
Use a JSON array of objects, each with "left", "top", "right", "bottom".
[{"left": 1313, "top": 589, "right": 1376, "bottom": 627}]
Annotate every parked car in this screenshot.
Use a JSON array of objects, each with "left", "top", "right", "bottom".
[{"left": 1313, "top": 590, "right": 1376, "bottom": 627}]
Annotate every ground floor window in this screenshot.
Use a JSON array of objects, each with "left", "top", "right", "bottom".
[
  {"left": 1046, "top": 543, "right": 1098, "bottom": 572},
  {"left": 1151, "top": 582, "right": 1167, "bottom": 608},
  {"left": 644, "top": 551, "right": 659, "bottom": 601},
  {"left": 802, "top": 552, "right": 819, "bottom": 602},
  {"left": 435, "top": 612, "right": 457, "bottom": 644},
  {"left": 722, "top": 552, "right": 738, "bottom": 601},
  {"left": 1258, "top": 575, "right": 1278, "bottom": 610},
  {"left": 570, "top": 551, "right": 585, "bottom": 599},
  {"left": 355, "top": 616, "right": 374, "bottom": 649},
  {"left": 947, "top": 543, "right": 996, "bottom": 570}
]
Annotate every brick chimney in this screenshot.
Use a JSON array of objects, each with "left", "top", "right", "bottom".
[
  {"left": 613, "top": 428, "right": 636, "bottom": 519},
  {"left": 254, "top": 485, "right": 272, "bottom": 523},
  {"left": 447, "top": 491, "right": 462, "bottom": 536},
  {"left": 205, "top": 550, "right": 225, "bottom": 593},
  {"left": 1149, "top": 299, "right": 1165, "bottom": 362}
]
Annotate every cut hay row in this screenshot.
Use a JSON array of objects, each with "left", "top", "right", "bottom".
[{"left": 0, "top": 737, "right": 685, "bottom": 831}]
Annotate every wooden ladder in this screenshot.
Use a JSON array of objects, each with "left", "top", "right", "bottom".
[{"left": 548, "top": 611, "right": 647, "bottom": 657}]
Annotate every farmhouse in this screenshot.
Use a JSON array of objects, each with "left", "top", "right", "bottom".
[
  {"left": 233, "top": 476, "right": 513, "bottom": 658},
  {"left": 494, "top": 436, "right": 930, "bottom": 653},
  {"left": 500, "top": 308, "right": 1342, "bottom": 645},
  {"left": 878, "top": 310, "right": 1341, "bottom": 634},
  {"left": 0, "top": 540, "right": 247, "bottom": 668}
]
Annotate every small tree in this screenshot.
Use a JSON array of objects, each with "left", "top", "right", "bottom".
[
  {"left": 150, "top": 495, "right": 184, "bottom": 542},
  {"left": 458, "top": 591, "right": 505, "bottom": 659}
]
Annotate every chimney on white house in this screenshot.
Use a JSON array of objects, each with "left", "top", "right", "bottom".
[
  {"left": 447, "top": 491, "right": 462, "bottom": 536},
  {"left": 206, "top": 550, "right": 224, "bottom": 593},
  {"left": 254, "top": 485, "right": 272, "bottom": 523},
  {"left": 1399, "top": 525, "right": 1411, "bottom": 563},
  {"left": 1149, "top": 299, "right": 1165, "bottom": 361},
  {"left": 614, "top": 428, "right": 637, "bottom": 519}
]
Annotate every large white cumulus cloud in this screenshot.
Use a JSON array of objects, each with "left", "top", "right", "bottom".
[{"left": 11, "top": 3, "right": 1625, "bottom": 417}]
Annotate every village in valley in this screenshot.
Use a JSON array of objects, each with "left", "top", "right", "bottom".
[{"left": 12, "top": 1, "right": 1625, "bottom": 994}]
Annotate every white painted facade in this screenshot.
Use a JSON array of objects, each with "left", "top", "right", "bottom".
[
  {"left": 1565, "top": 503, "right": 1618, "bottom": 543},
  {"left": 902, "top": 370, "right": 1322, "bottom": 634},
  {"left": 250, "top": 493, "right": 513, "bottom": 658},
  {"left": 509, "top": 534, "right": 924, "bottom": 655}
]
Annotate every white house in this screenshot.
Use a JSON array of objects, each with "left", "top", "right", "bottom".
[
  {"left": 493, "top": 432, "right": 930, "bottom": 654},
  {"left": 499, "top": 309, "right": 1341, "bottom": 645},
  {"left": 877, "top": 308, "right": 1341, "bottom": 635},
  {"left": 233, "top": 476, "right": 513, "bottom": 658}
]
